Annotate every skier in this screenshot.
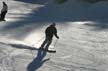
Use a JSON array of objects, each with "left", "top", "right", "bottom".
[
  {"left": 40, "top": 22, "right": 59, "bottom": 51},
  {"left": 0, "top": 1, "right": 8, "bottom": 21}
]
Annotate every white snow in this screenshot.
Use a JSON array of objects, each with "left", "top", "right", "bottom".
[{"left": 0, "top": 0, "right": 108, "bottom": 71}]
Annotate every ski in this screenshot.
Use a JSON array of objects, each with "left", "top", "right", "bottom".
[
  {"left": 39, "top": 48, "right": 56, "bottom": 53},
  {"left": 9, "top": 43, "right": 56, "bottom": 53}
]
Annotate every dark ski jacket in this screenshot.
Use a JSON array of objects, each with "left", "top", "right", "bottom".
[
  {"left": 1, "top": 2, "right": 8, "bottom": 12},
  {"left": 45, "top": 25, "right": 58, "bottom": 39}
]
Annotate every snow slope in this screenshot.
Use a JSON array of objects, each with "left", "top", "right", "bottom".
[{"left": 0, "top": 0, "right": 108, "bottom": 71}]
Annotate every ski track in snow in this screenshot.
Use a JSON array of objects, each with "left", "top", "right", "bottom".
[
  {"left": 0, "top": 0, "right": 108, "bottom": 71},
  {"left": 0, "top": 19, "right": 108, "bottom": 71},
  {"left": 48, "top": 60, "right": 97, "bottom": 71},
  {"left": 0, "top": 42, "right": 31, "bottom": 71},
  {"left": 0, "top": 49, "right": 15, "bottom": 71}
]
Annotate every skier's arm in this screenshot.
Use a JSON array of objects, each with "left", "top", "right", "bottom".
[
  {"left": 55, "top": 34, "right": 59, "bottom": 39},
  {"left": 54, "top": 28, "right": 59, "bottom": 39}
]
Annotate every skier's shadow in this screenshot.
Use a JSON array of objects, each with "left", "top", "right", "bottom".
[
  {"left": 27, "top": 47, "right": 50, "bottom": 71},
  {"left": 0, "top": 42, "right": 49, "bottom": 71}
]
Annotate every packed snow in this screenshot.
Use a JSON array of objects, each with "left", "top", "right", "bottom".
[{"left": 0, "top": 0, "right": 108, "bottom": 71}]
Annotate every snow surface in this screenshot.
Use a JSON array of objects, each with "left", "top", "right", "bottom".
[{"left": 0, "top": 0, "right": 108, "bottom": 71}]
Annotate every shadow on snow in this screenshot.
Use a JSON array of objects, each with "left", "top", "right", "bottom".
[
  {"left": 0, "top": 0, "right": 108, "bottom": 40},
  {"left": 14, "top": 0, "right": 49, "bottom": 4},
  {"left": 27, "top": 48, "right": 50, "bottom": 71},
  {"left": 0, "top": 41, "right": 50, "bottom": 71}
]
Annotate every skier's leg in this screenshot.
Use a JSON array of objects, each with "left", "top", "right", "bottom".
[
  {"left": 0, "top": 12, "right": 4, "bottom": 20},
  {"left": 0, "top": 11, "right": 7, "bottom": 21},
  {"left": 0, "top": 14, "right": 1, "bottom": 20},
  {"left": 45, "top": 38, "right": 52, "bottom": 50},
  {"left": 40, "top": 38, "right": 47, "bottom": 49},
  {"left": 2, "top": 11, "right": 7, "bottom": 20},
  {"left": 0, "top": 12, "right": 2, "bottom": 20}
]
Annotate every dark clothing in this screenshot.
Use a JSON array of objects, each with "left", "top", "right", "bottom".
[
  {"left": 0, "top": 11, "right": 7, "bottom": 20},
  {"left": 40, "top": 24, "right": 59, "bottom": 50},
  {"left": 45, "top": 25, "right": 58, "bottom": 39},
  {"left": 40, "top": 37, "right": 52, "bottom": 50},
  {"left": 0, "top": 2, "right": 8, "bottom": 21}
]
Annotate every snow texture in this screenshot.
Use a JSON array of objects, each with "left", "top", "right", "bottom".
[{"left": 0, "top": 0, "right": 108, "bottom": 71}]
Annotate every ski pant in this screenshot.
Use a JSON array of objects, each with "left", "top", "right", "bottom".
[
  {"left": 40, "top": 37, "right": 52, "bottom": 50},
  {"left": 0, "top": 11, "right": 7, "bottom": 20}
]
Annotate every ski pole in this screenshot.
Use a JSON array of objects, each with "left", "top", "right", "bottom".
[
  {"left": 49, "top": 39, "right": 59, "bottom": 58},
  {"left": 30, "top": 36, "right": 44, "bottom": 58},
  {"left": 53, "top": 39, "right": 59, "bottom": 48},
  {"left": 32, "top": 36, "right": 45, "bottom": 47}
]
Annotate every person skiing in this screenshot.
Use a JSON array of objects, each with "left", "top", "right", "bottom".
[
  {"left": 40, "top": 22, "right": 59, "bottom": 50},
  {"left": 0, "top": 1, "right": 8, "bottom": 21}
]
